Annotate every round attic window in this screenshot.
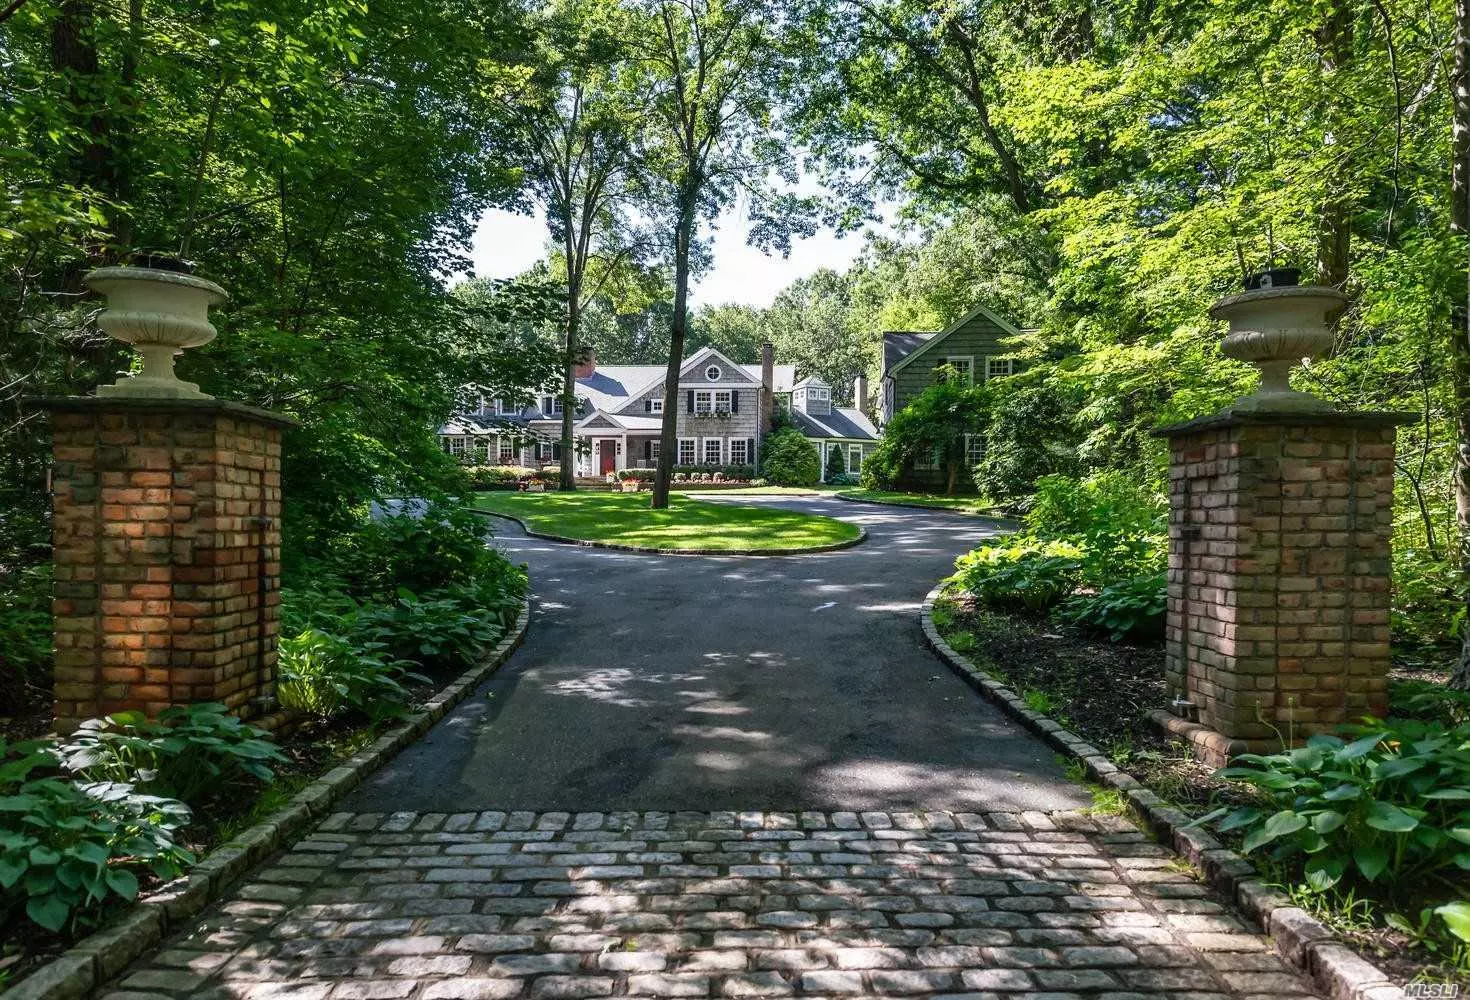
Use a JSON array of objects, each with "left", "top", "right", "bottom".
[{"left": 704, "top": 364, "right": 721, "bottom": 381}]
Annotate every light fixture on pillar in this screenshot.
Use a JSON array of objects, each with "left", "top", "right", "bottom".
[
  {"left": 86, "top": 260, "right": 228, "bottom": 400},
  {"left": 1213, "top": 269, "right": 1346, "bottom": 413}
]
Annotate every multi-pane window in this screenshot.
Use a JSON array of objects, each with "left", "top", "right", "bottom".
[
  {"left": 694, "top": 391, "right": 713, "bottom": 414},
  {"left": 650, "top": 440, "right": 661, "bottom": 459},
  {"left": 848, "top": 445, "right": 863, "bottom": 473},
  {"left": 935, "top": 357, "right": 974, "bottom": 384},
  {"left": 678, "top": 438, "right": 696, "bottom": 464},
  {"left": 986, "top": 357, "right": 1014, "bottom": 380},
  {"left": 703, "top": 438, "right": 723, "bottom": 465},
  {"left": 498, "top": 438, "right": 515, "bottom": 463},
  {"left": 650, "top": 397, "right": 663, "bottom": 413},
  {"left": 965, "top": 433, "right": 987, "bottom": 466},
  {"left": 809, "top": 387, "right": 828, "bottom": 401},
  {"left": 536, "top": 442, "right": 553, "bottom": 461},
  {"left": 729, "top": 439, "right": 749, "bottom": 465},
  {"left": 714, "top": 390, "right": 731, "bottom": 413},
  {"left": 448, "top": 437, "right": 466, "bottom": 457}
]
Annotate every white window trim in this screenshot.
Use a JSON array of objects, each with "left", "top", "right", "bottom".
[
  {"left": 498, "top": 437, "right": 515, "bottom": 463},
  {"left": 937, "top": 356, "right": 974, "bottom": 384},
  {"left": 701, "top": 436, "right": 724, "bottom": 465},
  {"left": 694, "top": 390, "right": 714, "bottom": 415},
  {"left": 714, "top": 390, "right": 731, "bottom": 413},
  {"left": 729, "top": 438, "right": 749, "bottom": 465},
  {"left": 705, "top": 364, "right": 722, "bottom": 381},
  {"left": 848, "top": 444, "right": 863, "bottom": 473},
  {"left": 984, "top": 356, "right": 1014, "bottom": 380},
  {"left": 678, "top": 437, "right": 697, "bottom": 465},
  {"left": 649, "top": 397, "right": 664, "bottom": 414},
  {"left": 809, "top": 386, "right": 829, "bottom": 400}
]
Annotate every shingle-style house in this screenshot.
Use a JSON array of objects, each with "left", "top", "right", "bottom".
[
  {"left": 879, "top": 303, "right": 1024, "bottom": 484},
  {"left": 439, "top": 343, "right": 880, "bottom": 478}
]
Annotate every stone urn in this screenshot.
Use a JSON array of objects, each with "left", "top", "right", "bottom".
[
  {"left": 1211, "top": 275, "right": 1347, "bottom": 413},
  {"left": 85, "top": 265, "right": 228, "bottom": 399}
]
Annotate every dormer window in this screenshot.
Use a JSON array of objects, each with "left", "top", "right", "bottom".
[
  {"left": 705, "top": 364, "right": 721, "bottom": 381},
  {"left": 809, "top": 387, "right": 828, "bottom": 401}
]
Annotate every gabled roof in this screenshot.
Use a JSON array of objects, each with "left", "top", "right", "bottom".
[
  {"left": 790, "top": 406, "right": 881, "bottom": 442},
  {"left": 574, "top": 410, "right": 666, "bottom": 432},
  {"left": 793, "top": 373, "right": 830, "bottom": 390},
  {"left": 888, "top": 304, "right": 1024, "bottom": 378},
  {"left": 439, "top": 413, "right": 520, "bottom": 435},
  {"left": 882, "top": 332, "right": 934, "bottom": 375},
  {"left": 679, "top": 345, "right": 758, "bottom": 384}
]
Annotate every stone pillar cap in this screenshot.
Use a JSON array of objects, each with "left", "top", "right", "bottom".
[
  {"left": 1153, "top": 406, "right": 1415, "bottom": 438},
  {"left": 29, "top": 394, "right": 299, "bottom": 428}
]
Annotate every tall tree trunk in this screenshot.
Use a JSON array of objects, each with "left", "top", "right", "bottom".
[
  {"left": 1450, "top": 0, "right": 1470, "bottom": 690},
  {"left": 1314, "top": 1, "right": 1353, "bottom": 289},
  {"left": 651, "top": 192, "right": 697, "bottom": 510},
  {"left": 559, "top": 266, "right": 581, "bottom": 492}
]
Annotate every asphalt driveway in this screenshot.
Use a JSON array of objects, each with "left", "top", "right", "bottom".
[{"left": 346, "top": 496, "right": 1089, "bottom": 813}]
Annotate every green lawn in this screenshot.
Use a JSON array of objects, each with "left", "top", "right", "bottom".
[
  {"left": 473, "top": 491, "right": 861, "bottom": 551},
  {"left": 834, "top": 489, "right": 1004, "bottom": 517}
]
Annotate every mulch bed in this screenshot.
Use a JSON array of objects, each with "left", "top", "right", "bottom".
[{"left": 935, "top": 592, "right": 1466, "bottom": 987}]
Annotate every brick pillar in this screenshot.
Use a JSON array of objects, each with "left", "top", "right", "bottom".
[
  {"left": 40, "top": 397, "right": 296, "bottom": 733},
  {"left": 1152, "top": 409, "right": 1410, "bottom": 765}
]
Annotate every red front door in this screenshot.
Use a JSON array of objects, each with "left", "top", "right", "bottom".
[{"left": 599, "top": 440, "right": 616, "bottom": 474}]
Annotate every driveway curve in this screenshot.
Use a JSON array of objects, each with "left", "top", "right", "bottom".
[{"left": 346, "top": 497, "right": 1088, "bottom": 814}]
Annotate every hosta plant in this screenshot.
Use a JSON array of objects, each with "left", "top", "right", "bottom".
[
  {"left": 0, "top": 739, "right": 191, "bottom": 933},
  {"left": 53, "top": 703, "right": 285, "bottom": 806},
  {"left": 278, "top": 627, "right": 426, "bottom": 724},
  {"left": 948, "top": 539, "right": 1084, "bottom": 611},
  {"left": 1196, "top": 721, "right": 1470, "bottom": 891},
  {"left": 1058, "top": 572, "right": 1167, "bottom": 641}
]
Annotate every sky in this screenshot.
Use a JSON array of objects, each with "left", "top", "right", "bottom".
[{"left": 467, "top": 202, "right": 895, "bottom": 308}]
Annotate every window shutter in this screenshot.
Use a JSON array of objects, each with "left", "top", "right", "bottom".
[
  {"left": 731, "top": 391, "right": 739, "bottom": 413},
  {"left": 644, "top": 399, "right": 651, "bottom": 413},
  {"left": 747, "top": 438, "right": 755, "bottom": 463},
  {"left": 644, "top": 440, "right": 651, "bottom": 460},
  {"left": 687, "top": 390, "right": 694, "bottom": 413}
]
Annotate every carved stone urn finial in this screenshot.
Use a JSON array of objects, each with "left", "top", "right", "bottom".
[
  {"left": 1211, "top": 270, "right": 1347, "bottom": 413},
  {"left": 85, "top": 265, "right": 228, "bottom": 399}
]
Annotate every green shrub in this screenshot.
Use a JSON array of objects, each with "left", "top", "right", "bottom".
[
  {"left": 826, "top": 471, "right": 861, "bottom": 487},
  {"left": 53, "top": 704, "right": 285, "bottom": 806},
  {"left": 333, "top": 502, "right": 503, "bottom": 601},
  {"left": 1027, "top": 471, "right": 1166, "bottom": 540},
  {"left": 1197, "top": 721, "right": 1470, "bottom": 891},
  {"left": 949, "top": 539, "right": 1085, "bottom": 611},
  {"left": 277, "top": 627, "right": 426, "bottom": 724},
  {"left": 760, "top": 430, "right": 820, "bottom": 487},
  {"left": 466, "top": 465, "right": 538, "bottom": 490},
  {"left": 1391, "top": 545, "right": 1462, "bottom": 650},
  {"left": 0, "top": 562, "right": 52, "bottom": 713},
  {"left": 0, "top": 739, "right": 192, "bottom": 933},
  {"left": 670, "top": 464, "right": 755, "bottom": 480},
  {"left": 860, "top": 436, "right": 902, "bottom": 490},
  {"left": 1058, "top": 572, "right": 1167, "bottom": 641},
  {"left": 353, "top": 589, "right": 505, "bottom": 671}
]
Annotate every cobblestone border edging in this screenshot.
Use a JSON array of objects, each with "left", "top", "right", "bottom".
[
  {"left": 471, "top": 508, "right": 868, "bottom": 557},
  {"left": 8, "top": 595, "right": 533, "bottom": 1000},
  {"left": 919, "top": 582, "right": 1404, "bottom": 1000},
  {"left": 831, "top": 492, "right": 1018, "bottom": 526}
]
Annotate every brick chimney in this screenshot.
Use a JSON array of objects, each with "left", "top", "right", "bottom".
[
  {"left": 574, "top": 346, "right": 597, "bottom": 379},
  {"left": 854, "top": 373, "right": 869, "bottom": 415},
  {"left": 760, "top": 341, "right": 775, "bottom": 432}
]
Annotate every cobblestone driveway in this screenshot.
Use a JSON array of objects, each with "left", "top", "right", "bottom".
[{"left": 106, "top": 810, "right": 1317, "bottom": 1000}]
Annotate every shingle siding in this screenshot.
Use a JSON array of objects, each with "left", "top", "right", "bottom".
[{"left": 888, "top": 310, "right": 1016, "bottom": 416}]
